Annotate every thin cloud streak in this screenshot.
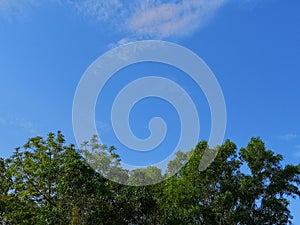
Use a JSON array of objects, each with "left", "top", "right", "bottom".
[
  {"left": 0, "top": 0, "right": 38, "bottom": 20},
  {"left": 69, "top": 0, "right": 225, "bottom": 40},
  {"left": 1, "top": 0, "right": 225, "bottom": 39},
  {"left": 128, "top": 0, "right": 224, "bottom": 39},
  {"left": 278, "top": 133, "right": 298, "bottom": 142},
  {"left": 0, "top": 115, "right": 37, "bottom": 134}
]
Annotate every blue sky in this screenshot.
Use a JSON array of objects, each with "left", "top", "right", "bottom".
[{"left": 0, "top": 0, "right": 300, "bottom": 222}]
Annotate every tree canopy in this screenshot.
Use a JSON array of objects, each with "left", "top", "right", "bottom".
[{"left": 1, "top": 131, "right": 299, "bottom": 224}]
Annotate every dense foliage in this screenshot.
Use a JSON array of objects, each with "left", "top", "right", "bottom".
[{"left": 0, "top": 131, "right": 299, "bottom": 224}]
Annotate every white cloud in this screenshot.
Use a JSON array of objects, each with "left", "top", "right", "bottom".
[
  {"left": 0, "top": 0, "right": 39, "bottom": 20},
  {"left": 128, "top": 0, "right": 224, "bottom": 38},
  {"left": 278, "top": 133, "right": 298, "bottom": 142},
  {"left": 70, "top": 0, "right": 225, "bottom": 40},
  {"left": 0, "top": 115, "right": 37, "bottom": 134},
  {"left": 96, "top": 121, "right": 112, "bottom": 134},
  {"left": 72, "top": 0, "right": 123, "bottom": 21},
  {"left": 1, "top": 0, "right": 225, "bottom": 40},
  {"left": 108, "top": 37, "right": 135, "bottom": 49},
  {"left": 1, "top": 0, "right": 226, "bottom": 39}
]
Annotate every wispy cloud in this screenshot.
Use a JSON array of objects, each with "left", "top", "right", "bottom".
[
  {"left": 96, "top": 121, "right": 112, "bottom": 134},
  {"left": 128, "top": 0, "right": 224, "bottom": 39},
  {"left": 293, "top": 144, "right": 300, "bottom": 157},
  {"left": 69, "top": 0, "right": 225, "bottom": 40},
  {"left": 278, "top": 133, "right": 298, "bottom": 142},
  {"left": 0, "top": 115, "right": 37, "bottom": 134},
  {"left": 0, "top": 0, "right": 38, "bottom": 20},
  {"left": 0, "top": 0, "right": 229, "bottom": 40}
]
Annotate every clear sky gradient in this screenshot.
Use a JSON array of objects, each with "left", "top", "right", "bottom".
[{"left": 0, "top": 0, "right": 299, "bottom": 222}]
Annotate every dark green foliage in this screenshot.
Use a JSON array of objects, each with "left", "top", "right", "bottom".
[{"left": 0, "top": 133, "right": 299, "bottom": 224}]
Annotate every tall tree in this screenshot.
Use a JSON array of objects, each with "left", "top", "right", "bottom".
[
  {"left": 3, "top": 132, "right": 117, "bottom": 224},
  {"left": 1, "top": 133, "right": 299, "bottom": 224},
  {"left": 0, "top": 157, "right": 10, "bottom": 224},
  {"left": 157, "top": 138, "right": 300, "bottom": 225}
]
